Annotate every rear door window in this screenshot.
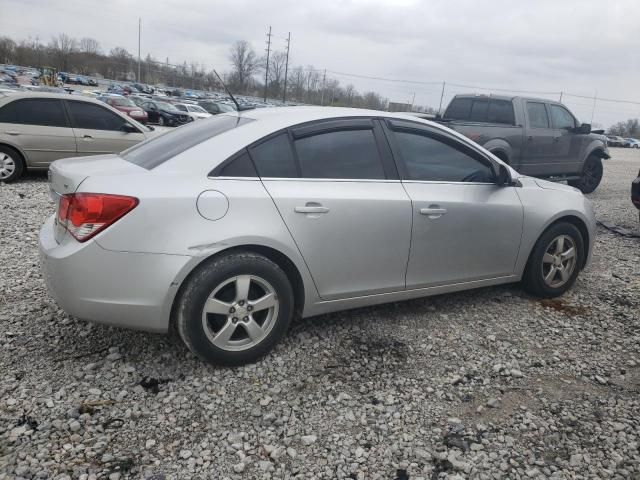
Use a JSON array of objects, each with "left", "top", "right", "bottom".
[
  {"left": 293, "top": 129, "right": 385, "bottom": 179},
  {"left": 469, "top": 100, "right": 489, "bottom": 122},
  {"left": 67, "top": 101, "right": 129, "bottom": 131},
  {"left": 0, "top": 101, "right": 17, "bottom": 123},
  {"left": 249, "top": 133, "right": 297, "bottom": 178},
  {"left": 526, "top": 102, "right": 550, "bottom": 128},
  {"left": 12, "top": 99, "right": 68, "bottom": 127}
]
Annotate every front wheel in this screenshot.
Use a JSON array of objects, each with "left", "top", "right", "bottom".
[
  {"left": 176, "top": 252, "right": 294, "bottom": 365},
  {"left": 568, "top": 154, "right": 603, "bottom": 194},
  {"left": 522, "top": 222, "right": 585, "bottom": 298}
]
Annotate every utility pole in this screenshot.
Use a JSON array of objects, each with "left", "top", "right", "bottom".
[
  {"left": 137, "top": 18, "right": 141, "bottom": 83},
  {"left": 410, "top": 92, "right": 416, "bottom": 111},
  {"left": 264, "top": 26, "right": 272, "bottom": 102},
  {"left": 320, "top": 69, "right": 326, "bottom": 106},
  {"left": 438, "top": 81, "right": 446, "bottom": 115},
  {"left": 282, "top": 32, "right": 291, "bottom": 104},
  {"left": 559, "top": 91, "right": 563, "bottom": 102},
  {"left": 590, "top": 91, "right": 597, "bottom": 124}
]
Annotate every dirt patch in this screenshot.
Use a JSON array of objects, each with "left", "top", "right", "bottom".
[{"left": 538, "top": 298, "right": 590, "bottom": 316}]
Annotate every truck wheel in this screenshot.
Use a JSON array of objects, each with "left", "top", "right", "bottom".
[{"left": 568, "top": 154, "right": 602, "bottom": 194}]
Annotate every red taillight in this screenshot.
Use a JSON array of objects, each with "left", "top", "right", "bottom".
[{"left": 58, "top": 193, "right": 138, "bottom": 242}]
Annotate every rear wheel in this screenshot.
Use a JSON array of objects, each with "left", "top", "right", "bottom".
[
  {"left": 568, "top": 154, "right": 603, "bottom": 194},
  {"left": 522, "top": 222, "right": 584, "bottom": 298},
  {"left": 176, "top": 252, "right": 294, "bottom": 365},
  {"left": 0, "top": 146, "right": 25, "bottom": 183}
]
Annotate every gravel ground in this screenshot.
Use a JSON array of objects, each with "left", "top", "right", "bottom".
[{"left": 0, "top": 150, "right": 638, "bottom": 480}]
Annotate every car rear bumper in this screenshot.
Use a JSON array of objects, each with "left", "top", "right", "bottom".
[{"left": 39, "top": 215, "right": 192, "bottom": 333}]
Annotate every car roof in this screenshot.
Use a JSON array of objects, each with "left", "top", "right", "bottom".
[{"left": 0, "top": 91, "right": 104, "bottom": 104}]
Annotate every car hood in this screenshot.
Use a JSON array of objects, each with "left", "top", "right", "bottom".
[{"left": 533, "top": 178, "right": 582, "bottom": 194}]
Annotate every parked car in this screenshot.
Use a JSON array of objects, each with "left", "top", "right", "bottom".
[
  {"left": 198, "top": 100, "right": 236, "bottom": 115},
  {"left": 625, "top": 138, "right": 639, "bottom": 148},
  {"left": 439, "top": 95, "right": 610, "bottom": 193},
  {"left": 39, "top": 107, "right": 596, "bottom": 365},
  {"left": 140, "top": 100, "right": 193, "bottom": 126},
  {"left": 606, "top": 135, "right": 626, "bottom": 147},
  {"left": 100, "top": 95, "right": 148, "bottom": 124},
  {"left": 173, "top": 103, "right": 212, "bottom": 120},
  {"left": 0, "top": 92, "right": 155, "bottom": 182}
]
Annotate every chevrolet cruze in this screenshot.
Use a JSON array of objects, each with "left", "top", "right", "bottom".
[{"left": 39, "top": 107, "right": 595, "bottom": 365}]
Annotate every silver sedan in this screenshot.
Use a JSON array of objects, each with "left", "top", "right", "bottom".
[{"left": 39, "top": 107, "right": 595, "bottom": 365}]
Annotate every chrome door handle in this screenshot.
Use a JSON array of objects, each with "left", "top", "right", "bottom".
[
  {"left": 4, "top": 130, "right": 19, "bottom": 135},
  {"left": 420, "top": 207, "right": 447, "bottom": 218},
  {"left": 294, "top": 206, "right": 329, "bottom": 214},
  {"left": 83, "top": 135, "right": 93, "bottom": 139}
]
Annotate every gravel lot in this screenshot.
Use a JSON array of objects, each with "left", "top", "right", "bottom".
[{"left": 1, "top": 150, "right": 638, "bottom": 480}]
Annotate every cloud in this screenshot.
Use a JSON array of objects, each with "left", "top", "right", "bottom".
[{"left": 1, "top": 0, "right": 638, "bottom": 125}]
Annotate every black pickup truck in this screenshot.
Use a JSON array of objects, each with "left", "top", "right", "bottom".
[{"left": 437, "top": 94, "right": 610, "bottom": 193}]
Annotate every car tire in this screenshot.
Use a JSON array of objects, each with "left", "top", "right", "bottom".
[
  {"left": 176, "top": 251, "right": 294, "bottom": 365},
  {"left": 568, "top": 154, "right": 603, "bottom": 194},
  {"left": 158, "top": 116, "right": 165, "bottom": 126},
  {"left": 522, "top": 222, "right": 585, "bottom": 298},
  {"left": 0, "top": 145, "right": 25, "bottom": 183}
]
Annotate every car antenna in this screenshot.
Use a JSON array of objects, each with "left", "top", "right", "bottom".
[{"left": 213, "top": 69, "right": 251, "bottom": 113}]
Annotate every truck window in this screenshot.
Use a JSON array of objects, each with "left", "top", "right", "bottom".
[
  {"left": 487, "top": 100, "right": 515, "bottom": 125},
  {"left": 469, "top": 100, "right": 489, "bottom": 122},
  {"left": 444, "top": 98, "right": 472, "bottom": 120},
  {"left": 549, "top": 105, "right": 576, "bottom": 130},
  {"left": 526, "top": 102, "right": 549, "bottom": 128}
]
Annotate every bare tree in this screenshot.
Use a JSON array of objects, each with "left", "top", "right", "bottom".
[
  {"left": 79, "top": 38, "right": 101, "bottom": 56},
  {"left": 49, "top": 34, "right": 77, "bottom": 70},
  {"left": 229, "top": 40, "right": 260, "bottom": 92},
  {"left": 264, "top": 51, "right": 287, "bottom": 95},
  {"left": 0, "top": 37, "right": 16, "bottom": 64}
]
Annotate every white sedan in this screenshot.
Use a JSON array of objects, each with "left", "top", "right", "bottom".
[{"left": 174, "top": 103, "right": 212, "bottom": 121}]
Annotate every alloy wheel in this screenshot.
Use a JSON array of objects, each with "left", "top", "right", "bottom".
[
  {"left": 201, "top": 275, "right": 279, "bottom": 352},
  {"left": 0, "top": 152, "right": 16, "bottom": 180},
  {"left": 541, "top": 235, "right": 577, "bottom": 288}
]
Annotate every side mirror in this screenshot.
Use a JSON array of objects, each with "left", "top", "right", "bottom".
[
  {"left": 574, "top": 123, "right": 591, "bottom": 134},
  {"left": 121, "top": 123, "right": 138, "bottom": 133},
  {"left": 496, "top": 163, "right": 512, "bottom": 186}
]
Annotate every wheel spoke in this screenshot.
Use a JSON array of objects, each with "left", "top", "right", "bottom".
[
  {"left": 555, "top": 236, "right": 565, "bottom": 254},
  {"left": 250, "top": 292, "right": 276, "bottom": 312},
  {"left": 204, "top": 297, "right": 232, "bottom": 315},
  {"left": 235, "top": 275, "right": 251, "bottom": 301},
  {"left": 543, "top": 253, "right": 555, "bottom": 264},
  {"left": 243, "top": 318, "right": 264, "bottom": 342},
  {"left": 544, "top": 266, "right": 557, "bottom": 283},
  {"left": 559, "top": 267, "right": 570, "bottom": 282},
  {"left": 561, "top": 247, "right": 575, "bottom": 261},
  {"left": 212, "top": 320, "right": 237, "bottom": 348}
]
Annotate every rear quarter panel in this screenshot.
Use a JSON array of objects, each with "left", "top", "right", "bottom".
[{"left": 445, "top": 122, "right": 524, "bottom": 169}]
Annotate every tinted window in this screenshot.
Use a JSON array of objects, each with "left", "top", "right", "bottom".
[
  {"left": 550, "top": 105, "right": 575, "bottom": 129},
  {"left": 13, "top": 99, "right": 68, "bottom": 127},
  {"left": 123, "top": 115, "right": 253, "bottom": 169},
  {"left": 444, "top": 98, "right": 472, "bottom": 120},
  {"left": 68, "top": 101, "right": 129, "bottom": 131},
  {"left": 250, "top": 133, "right": 297, "bottom": 178},
  {"left": 394, "top": 130, "right": 494, "bottom": 183},
  {"left": 527, "top": 102, "right": 549, "bottom": 128},
  {"left": 487, "top": 100, "right": 515, "bottom": 125},
  {"left": 0, "top": 102, "right": 17, "bottom": 123},
  {"left": 469, "top": 100, "right": 489, "bottom": 122},
  {"left": 294, "top": 129, "right": 385, "bottom": 179},
  {"left": 217, "top": 151, "right": 257, "bottom": 177}
]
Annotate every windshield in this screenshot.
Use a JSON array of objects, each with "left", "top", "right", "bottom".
[
  {"left": 122, "top": 115, "right": 253, "bottom": 169},
  {"left": 218, "top": 103, "right": 236, "bottom": 112},
  {"left": 187, "top": 105, "right": 207, "bottom": 113},
  {"left": 155, "top": 101, "right": 179, "bottom": 112},
  {"left": 113, "top": 97, "right": 136, "bottom": 107}
]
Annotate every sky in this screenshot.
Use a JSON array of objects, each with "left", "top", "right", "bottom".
[{"left": 1, "top": 0, "right": 639, "bottom": 127}]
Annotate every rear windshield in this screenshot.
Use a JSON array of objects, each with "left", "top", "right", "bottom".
[{"left": 122, "top": 115, "right": 253, "bottom": 169}]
